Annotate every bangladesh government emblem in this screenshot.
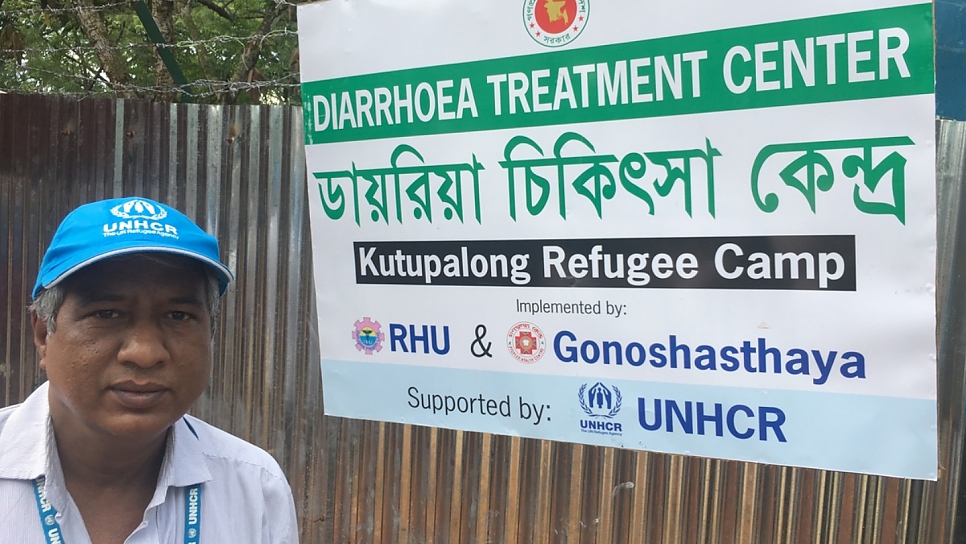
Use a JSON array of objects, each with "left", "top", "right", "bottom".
[{"left": 523, "top": 0, "right": 589, "bottom": 48}]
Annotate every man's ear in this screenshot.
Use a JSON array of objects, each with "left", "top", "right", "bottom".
[{"left": 31, "top": 312, "right": 50, "bottom": 368}]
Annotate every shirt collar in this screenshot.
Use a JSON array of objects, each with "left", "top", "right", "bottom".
[
  {"left": 0, "top": 381, "right": 51, "bottom": 480},
  {"left": 158, "top": 416, "right": 212, "bottom": 488}
]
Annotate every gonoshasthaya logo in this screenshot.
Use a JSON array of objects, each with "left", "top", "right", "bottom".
[
  {"left": 507, "top": 322, "right": 546, "bottom": 363},
  {"left": 524, "top": 0, "right": 589, "bottom": 48}
]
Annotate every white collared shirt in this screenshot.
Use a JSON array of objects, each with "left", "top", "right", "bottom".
[{"left": 0, "top": 382, "right": 299, "bottom": 543}]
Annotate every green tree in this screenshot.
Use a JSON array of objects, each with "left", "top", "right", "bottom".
[{"left": 0, "top": 0, "right": 301, "bottom": 104}]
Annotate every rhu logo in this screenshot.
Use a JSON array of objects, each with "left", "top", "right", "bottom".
[
  {"left": 353, "top": 318, "right": 385, "bottom": 354},
  {"left": 352, "top": 319, "right": 451, "bottom": 355},
  {"left": 578, "top": 382, "right": 623, "bottom": 436},
  {"left": 390, "top": 323, "right": 450, "bottom": 355}
]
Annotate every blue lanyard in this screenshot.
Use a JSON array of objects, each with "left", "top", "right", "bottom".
[{"left": 33, "top": 477, "right": 202, "bottom": 543}]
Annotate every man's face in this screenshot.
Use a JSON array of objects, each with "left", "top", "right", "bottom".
[{"left": 32, "top": 256, "right": 213, "bottom": 442}]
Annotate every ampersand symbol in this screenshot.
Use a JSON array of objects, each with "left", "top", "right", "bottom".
[{"left": 470, "top": 324, "right": 492, "bottom": 358}]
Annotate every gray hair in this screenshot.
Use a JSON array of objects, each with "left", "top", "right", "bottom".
[
  {"left": 30, "top": 256, "right": 222, "bottom": 333},
  {"left": 29, "top": 284, "right": 66, "bottom": 333}
]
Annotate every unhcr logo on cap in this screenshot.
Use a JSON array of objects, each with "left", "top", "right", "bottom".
[
  {"left": 111, "top": 198, "right": 168, "bottom": 220},
  {"left": 103, "top": 198, "right": 179, "bottom": 239}
]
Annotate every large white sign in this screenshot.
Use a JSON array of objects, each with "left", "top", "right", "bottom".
[{"left": 298, "top": 0, "right": 937, "bottom": 479}]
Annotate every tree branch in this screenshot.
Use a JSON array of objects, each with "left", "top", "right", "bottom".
[
  {"left": 65, "top": 47, "right": 109, "bottom": 90},
  {"left": 194, "top": 0, "right": 234, "bottom": 22},
  {"left": 180, "top": 0, "right": 214, "bottom": 80},
  {"left": 69, "top": 0, "right": 134, "bottom": 96},
  {"left": 150, "top": 0, "right": 176, "bottom": 101},
  {"left": 224, "top": 0, "right": 285, "bottom": 103}
]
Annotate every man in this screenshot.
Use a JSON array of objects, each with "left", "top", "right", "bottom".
[{"left": 0, "top": 197, "right": 299, "bottom": 543}]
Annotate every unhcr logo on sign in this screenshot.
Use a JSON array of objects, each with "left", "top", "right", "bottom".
[{"left": 578, "top": 382, "right": 623, "bottom": 436}]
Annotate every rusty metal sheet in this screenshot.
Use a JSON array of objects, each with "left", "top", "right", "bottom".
[{"left": 2, "top": 93, "right": 965, "bottom": 543}]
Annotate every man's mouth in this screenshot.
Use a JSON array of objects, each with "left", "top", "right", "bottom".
[{"left": 110, "top": 381, "right": 168, "bottom": 409}]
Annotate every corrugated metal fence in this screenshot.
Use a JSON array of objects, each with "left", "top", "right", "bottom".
[{"left": 2, "top": 93, "right": 966, "bottom": 543}]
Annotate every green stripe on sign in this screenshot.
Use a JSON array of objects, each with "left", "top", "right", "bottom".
[{"left": 301, "top": 3, "right": 933, "bottom": 145}]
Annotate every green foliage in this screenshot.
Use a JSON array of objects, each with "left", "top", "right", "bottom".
[{"left": 0, "top": 0, "right": 301, "bottom": 104}]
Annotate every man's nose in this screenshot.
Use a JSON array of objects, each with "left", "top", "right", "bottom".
[{"left": 117, "top": 318, "right": 170, "bottom": 367}]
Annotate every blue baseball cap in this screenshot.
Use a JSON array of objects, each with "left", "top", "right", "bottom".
[{"left": 32, "top": 197, "right": 234, "bottom": 299}]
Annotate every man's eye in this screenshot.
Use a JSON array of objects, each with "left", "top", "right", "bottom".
[
  {"left": 170, "top": 311, "right": 192, "bottom": 321},
  {"left": 94, "top": 309, "right": 119, "bottom": 319}
]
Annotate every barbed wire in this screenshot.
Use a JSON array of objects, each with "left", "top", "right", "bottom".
[
  {"left": 0, "top": 85, "right": 299, "bottom": 99},
  {"left": 5, "top": 64, "right": 302, "bottom": 100},
  {"left": 14, "top": 63, "right": 302, "bottom": 90},
  {"left": 0, "top": 0, "right": 301, "bottom": 17},
  {"left": 2, "top": 28, "right": 297, "bottom": 56},
  {"left": 0, "top": 0, "right": 132, "bottom": 16}
]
